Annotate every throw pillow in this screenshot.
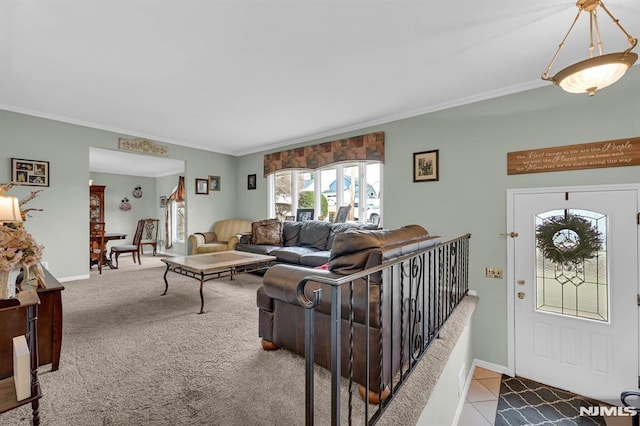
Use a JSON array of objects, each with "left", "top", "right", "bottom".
[
  {"left": 251, "top": 219, "right": 283, "bottom": 246},
  {"left": 197, "top": 232, "right": 218, "bottom": 243}
]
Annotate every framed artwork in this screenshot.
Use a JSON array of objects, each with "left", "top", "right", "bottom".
[
  {"left": 209, "top": 175, "right": 221, "bottom": 191},
  {"left": 11, "top": 158, "right": 49, "bottom": 187},
  {"left": 413, "top": 150, "right": 439, "bottom": 182},
  {"left": 247, "top": 174, "right": 257, "bottom": 190},
  {"left": 159, "top": 196, "right": 167, "bottom": 208},
  {"left": 296, "top": 209, "right": 314, "bottom": 222},
  {"left": 195, "top": 178, "right": 209, "bottom": 194}
]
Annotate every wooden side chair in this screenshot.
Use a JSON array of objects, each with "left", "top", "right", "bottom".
[
  {"left": 139, "top": 218, "right": 160, "bottom": 256},
  {"left": 109, "top": 220, "right": 145, "bottom": 268},
  {"left": 90, "top": 222, "right": 106, "bottom": 274}
]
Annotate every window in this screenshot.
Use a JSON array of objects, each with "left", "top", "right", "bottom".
[
  {"left": 535, "top": 209, "right": 607, "bottom": 321},
  {"left": 269, "top": 162, "right": 382, "bottom": 224},
  {"left": 172, "top": 201, "right": 185, "bottom": 244}
]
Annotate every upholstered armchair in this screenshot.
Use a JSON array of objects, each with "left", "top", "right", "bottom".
[{"left": 188, "top": 219, "right": 252, "bottom": 254}]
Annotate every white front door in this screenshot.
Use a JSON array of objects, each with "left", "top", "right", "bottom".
[{"left": 512, "top": 187, "right": 639, "bottom": 404}]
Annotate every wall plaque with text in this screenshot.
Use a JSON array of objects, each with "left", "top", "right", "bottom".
[{"left": 507, "top": 137, "right": 640, "bottom": 175}]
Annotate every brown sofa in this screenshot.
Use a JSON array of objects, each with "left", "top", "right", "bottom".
[
  {"left": 256, "top": 224, "right": 441, "bottom": 399},
  {"left": 188, "top": 219, "right": 252, "bottom": 254}
]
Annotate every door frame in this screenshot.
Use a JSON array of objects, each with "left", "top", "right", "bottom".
[{"left": 506, "top": 183, "right": 640, "bottom": 377}]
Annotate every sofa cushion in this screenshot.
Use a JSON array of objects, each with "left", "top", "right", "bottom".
[
  {"left": 298, "top": 221, "right": 331, "bottom": 250},
  {"left": 299, "top": 251, "right": 331, "bottom": 267},
  {"left": 282, "top": 221, "right": 303, "bottom": 247},
  {"left": 271, "top": 246, "right": 318, "bottom": 264},
  {"left": 197, "top": 242, "right": 229, "bottom": 253},
  {"left": 251, "top": 219, "right": 283, "bottom": 246},
  {"left": 235, "top": 243, "right": 281, "bottom": 256}
]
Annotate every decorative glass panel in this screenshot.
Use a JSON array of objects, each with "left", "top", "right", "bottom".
[{"left": 535, "top": 209, "right": 607, "bottom": 321}]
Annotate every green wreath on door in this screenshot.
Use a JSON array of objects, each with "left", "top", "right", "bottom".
[{"left": 535, "top": 215, "right": 602, "bottom": 264}]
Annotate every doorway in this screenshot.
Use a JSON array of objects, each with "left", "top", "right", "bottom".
[{"left": 507, "top": 184, "right": 639, "bottom": 404}]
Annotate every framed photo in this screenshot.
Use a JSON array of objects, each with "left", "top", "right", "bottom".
[
  {"left": 296, "top": 208, "right": 314, "bottom": 222},
  {"left": 159, "top": 196, "right": 167, "bottom": 208},
  {"left": 195, "top": 178, "right": 209, "bottom": 194},
  {"left": 413, "top": 150, "right": 439, "bottom": 182},
  {"left": 12, "top": 158, "right": 49, "bottom": 187},
  {"left": 209, "top": 175, "right": 220, "bottom": 191},
  {"left": 247, "top": 174, "right": 257, "bottom": 190}
]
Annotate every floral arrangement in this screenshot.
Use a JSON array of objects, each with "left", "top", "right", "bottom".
[{"left": 0, "top": 225, "right": 43, "bottom": 272}]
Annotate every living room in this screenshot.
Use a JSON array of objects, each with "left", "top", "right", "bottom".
[{"left": 3, "top": 2, "right": 640, "bottom": 424}]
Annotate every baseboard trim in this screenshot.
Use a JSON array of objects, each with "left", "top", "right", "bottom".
[
  {"left": 474, "top": 359, "right": 510, "bottom": 376},
  {"left": 58, "top": 274, "right": 90, "bottom": 282}
]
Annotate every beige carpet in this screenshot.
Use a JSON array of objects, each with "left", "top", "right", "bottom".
[{"left": 1, "top": 266, "right": 477, "bottom": 425}]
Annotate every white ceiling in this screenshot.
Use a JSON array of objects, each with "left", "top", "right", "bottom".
[{"left": 2, "top": 1, "right": 639, "bottom": 156}]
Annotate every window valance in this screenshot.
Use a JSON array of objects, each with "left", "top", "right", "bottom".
[{"left": 263, "top": 131, "right": 384, "bottom": 177}]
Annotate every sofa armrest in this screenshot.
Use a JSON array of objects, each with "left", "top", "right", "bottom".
[
  {"left": 188, "top": 233, "right": 205, "bottom": 255},
  {"left": 228, "top": 234, "right": 242, "bottom": 250},
  {"left": 263, "top": 264, "right": 341, "bottom": 305}
]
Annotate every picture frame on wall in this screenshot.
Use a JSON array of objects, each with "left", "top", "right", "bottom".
[
  {"left": 247, "top": 174, "right": 257, "bottom": 190},
  {"left": 413, "top": 150, "right": 439, "bottom": 182},
  {"left": 11, "top": 158, "right": 50, "bottom": 187},
  {"left": 159, "top": 196, "right": 167, "bottom": 208},
  {"left": 209, "top": 175, "right": 220, "bottom": 191},
  {"left": 195, "top": 178, "right": 209, "bottom": 194}
]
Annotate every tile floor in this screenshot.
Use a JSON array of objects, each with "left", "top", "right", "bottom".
[{"left": 457, "top": 366, "right": 502, "bottom": 425}]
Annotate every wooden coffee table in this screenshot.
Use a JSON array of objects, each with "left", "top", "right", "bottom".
[{"left": 161, "top": 250, "right": 275, "bottom": 314}]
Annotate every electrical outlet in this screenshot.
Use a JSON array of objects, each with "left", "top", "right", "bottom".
[{"left": 485, "top": 267, "right": 503, "bottom": 279}]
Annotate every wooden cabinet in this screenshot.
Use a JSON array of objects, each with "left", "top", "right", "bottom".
[
  {"left": 0, "top": 291, "right": 42, "bottom": 425},
  {"left": 90, "top": 185, "right": 105, "bottom": 223}
]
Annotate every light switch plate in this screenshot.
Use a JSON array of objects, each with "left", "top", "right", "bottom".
[{"left": 485, "top": 267, "right": 503, "bottom": 279}]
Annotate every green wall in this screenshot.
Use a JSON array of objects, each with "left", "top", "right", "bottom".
[
  {"left": 234, "top": 66, "right": 640, "bottom": 367},
  {"left": 0, "top": 111, "right": 243, "bottom": 279},
  {"left": 2, "top": 66, "right": 640, "bottom": 368}
]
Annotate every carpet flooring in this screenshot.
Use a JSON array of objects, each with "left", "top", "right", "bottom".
[
  {"left": 0, "top": 266, "right": 477, "bottom": 425},
  {"left": 495, "top": 375, "right": 608, "bottom": 426}
]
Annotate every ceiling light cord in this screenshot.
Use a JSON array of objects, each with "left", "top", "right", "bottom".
[{"left": 541, "top": 9, "right": 583, "bottom": 81}]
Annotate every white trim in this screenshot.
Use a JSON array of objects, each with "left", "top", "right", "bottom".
[
  {"left": 505, "top": 182, "right": 640, "bottom": 379},
  {"left": 58, "top": 274, "right": 90, "bottom": 282},
  {"left": 267, "top": 174, "right": 275, "bottom": 219},
  {"left": 451, "top": 358, "right": 510, "bottom": 426}
]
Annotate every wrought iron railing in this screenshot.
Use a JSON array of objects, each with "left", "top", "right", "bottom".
[{"left": 296, "top": 233, "right": 471, "bottom": 425}]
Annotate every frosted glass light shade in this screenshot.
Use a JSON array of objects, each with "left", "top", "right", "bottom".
[
  {"left": 0, "top": 196, "right": 23, "bottom": 223},
  {"left": 553, "top": 52, "right": 638, "bottom": 96}
]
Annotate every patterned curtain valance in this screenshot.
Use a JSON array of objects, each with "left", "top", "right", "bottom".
[{"left": 263, "top": 131, "right": 384, "bottom": 177}]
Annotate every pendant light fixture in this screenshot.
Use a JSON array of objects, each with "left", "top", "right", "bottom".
[{"left": 541, "top": 0, "right": 637, "bottom": 96}]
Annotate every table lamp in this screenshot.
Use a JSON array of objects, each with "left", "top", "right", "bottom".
[{"left": 0, "top": 195, "right": 23, "bottom": 225}]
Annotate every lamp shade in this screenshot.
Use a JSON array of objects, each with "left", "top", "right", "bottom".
[
  {"left": 552, "top": 52, "right": 638, "bottom": 96},
  {"left": 0, "top": 196, "right": 23, "bottom": 223}
]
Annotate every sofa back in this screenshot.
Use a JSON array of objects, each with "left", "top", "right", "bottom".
[
  {"left": 213, "top": 219, "right": 252, "bottom": 242},
  {"left": 328, "top": 224, "right": 439, "bottom": 276},
  {"left": 281, "top": 220, "right": 378, "bottom": 251}
]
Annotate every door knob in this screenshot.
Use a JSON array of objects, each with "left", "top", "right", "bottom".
[{"left": 517, "top": 292, "right": 525, "bottom": 299}]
